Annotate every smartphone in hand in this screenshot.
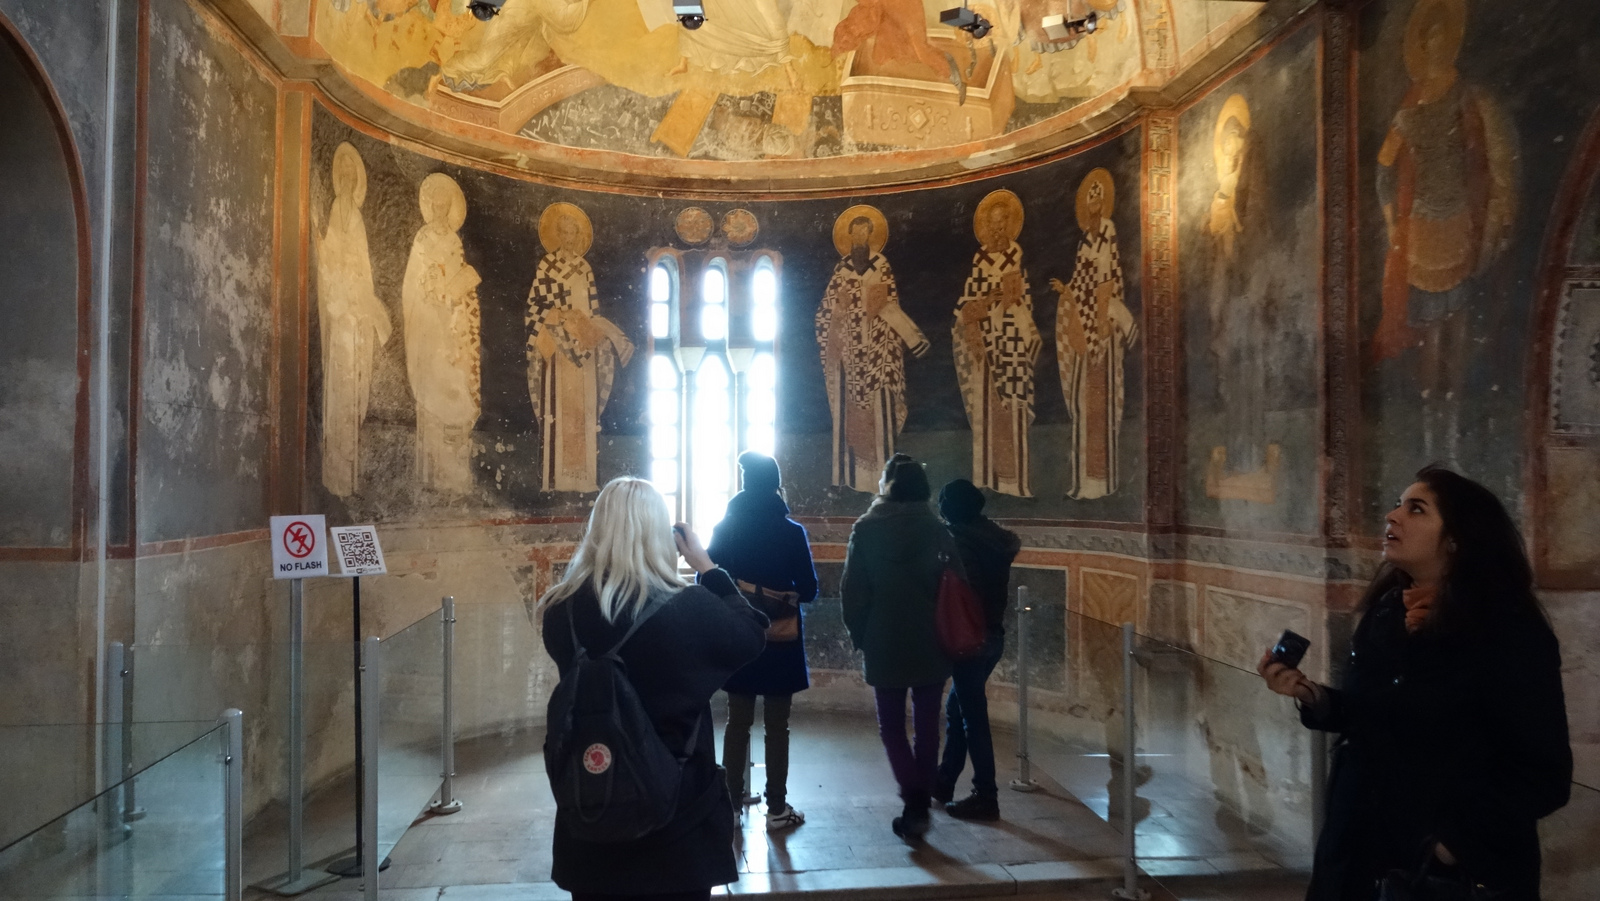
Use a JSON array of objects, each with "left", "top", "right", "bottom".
[{"left": 1270, "top": 630, "right": 1310, "bottom": 670}]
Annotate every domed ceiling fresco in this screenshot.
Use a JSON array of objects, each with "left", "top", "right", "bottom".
[{"left": 304, "top": 0, "right": 1267, "bottom": 168}]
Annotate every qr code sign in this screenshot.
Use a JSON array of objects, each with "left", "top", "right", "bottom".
[{"left": 330, "top": 526, "right": 387, "bottom": 576}]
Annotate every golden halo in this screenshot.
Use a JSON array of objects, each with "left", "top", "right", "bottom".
[
  {"left": 419, "top": 173, "right": 466, "bottom": 231},
  {"left": 1403, "top": 0, "right": 1466, "bottom": 81},
  {"left": 332, "top": 142, "right": 367, "bottom": 208},
  {"left": 1213, "top": 94, "right": 1252, "bottom": 173},
  {"left": 973, "top": 189, "right": 1024, "bottom": 244},
  {"left": 538, "top": 202, "right": 593, "bottom": 257},
  {"left": 833, "top": 205, "right": 889, "bottom": 257},
  {"left": 1075, "top": 168, "right": 1115, "bottom": 233}
]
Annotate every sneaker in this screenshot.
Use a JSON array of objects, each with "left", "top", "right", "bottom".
[
  {"left": 931, "top": 778, "right": 956, "bottom": 805},
  {"left": 765, "top": 803, "right": 805, "bottom": 830},
  {"left": 946, "top": 792, "right": 1000, "bottom": 821}
]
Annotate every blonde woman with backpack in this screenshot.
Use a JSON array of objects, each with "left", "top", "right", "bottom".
[{"left": 541, "top": 477, "right": 767, "bottom": 901}]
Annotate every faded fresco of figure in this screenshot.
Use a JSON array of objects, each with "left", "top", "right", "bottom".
[
  {"left": 1049, "top": 168, "right": 1138, "bottom": 500},
  {"left": 402, "top": 173, "right": 482, "bottom": 494},
  {"left": 439, "top": 0, "right": 592, "bottom": 92},
  {"left": 815, "top": 205, "right": 930, "bottom": 493},
  {"left": 1371, "top": 0, "right": 1517, "bottom": 466},
  {"left": 953, "top": 189, "right": 1042, "bottom": 497},
  {"left": 832, "top": 0, "right": 963, "bottom": 93},
  {"left": 526, "top": 202, "right": 634, "bottom": 493},
  {"left": 671, "top": 0, "right": 793, "bottom": 79},
  {"left": 1203, "top": 94, "right": 1280, "bottom": 504},
  {"left": 315, "top": 143, "right": 392, "bottom": 498}
]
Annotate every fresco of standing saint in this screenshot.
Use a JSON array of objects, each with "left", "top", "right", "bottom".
[
  {"left": 953, "top": 189, "right": 1041, "bottom": 497},
  {"left": 527, "top": 202, "right": 634, "bottom": 493},
  {"left": 315, "top": 142, "right": 392, "bottom": 498},
  {"left": 1202, "top": 93, "right": 1280, "bottom": 504},
  {"left": 1049, "top": 168, "right": 1138, "bottom": 500},
  {"left": 402, "top": 173, "right": 482, "bottom": 495},
  {"left": 1370, "top": 0, "right": 1517, "bottom": 465},
  {"left": 816, "top": 205, "right": 930, "bottom": 493}
]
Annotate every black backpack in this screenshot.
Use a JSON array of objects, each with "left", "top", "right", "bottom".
[{"left": 543, "top": 593, "right": 704, "bottom": 843}]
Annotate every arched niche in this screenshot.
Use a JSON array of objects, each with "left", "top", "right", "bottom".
[
  {"left": 0, "top": 16, "right": 90, "bottom": 551},
  {"left": 1529, "top": 106, "right": 1600, "bottom": 588}
]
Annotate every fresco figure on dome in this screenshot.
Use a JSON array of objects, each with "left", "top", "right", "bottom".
[
  {"left": 1049, "top": 168, "right": 1138, "bottom": 500},
  {"left": 832, "top": 0, "right": 964, "bottom": 97},
  {"left": 438, "top": 0, "right": 592, "bottom": 92},
  {"left": 1370, "top": 0, "right": 1517, "bottom": 467},
  {"left": 816, "top": 206, "right": 930, "bottom": 493},
  {"left": 527, "top": 202, "right": 634, "bottom": 493},
  {"left": 670, "top": 0, "right": 795, "bottom": 81},
  {"left": 402, "top": 173, "right": 482, "bottom": 494},
  {"left": 953, "top": 189, "right": 1041, "bottom": 498},
  {"left": 315, "top": 143, "right": 392, "bottom": 498}
]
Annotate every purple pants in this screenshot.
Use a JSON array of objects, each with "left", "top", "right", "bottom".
[{"left": 873, "top": 683, "right": 944, "bottom": 801}]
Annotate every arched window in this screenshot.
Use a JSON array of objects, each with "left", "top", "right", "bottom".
[{"left": 648, "top": 250, "right": 781, "bottom": 531}]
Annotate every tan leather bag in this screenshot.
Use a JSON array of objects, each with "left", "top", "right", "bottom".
[{"left": 736, "top": 580, "right": 802, "bottom": 643}]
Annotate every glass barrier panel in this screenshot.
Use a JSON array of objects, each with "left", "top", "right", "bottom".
[
  {"left": 0, "top": 721, "right": 227, "bottom": 900},
  {"left": 452, "top": 602, "right": 547, "bottom": 740},
  {"left": 1015, "top": 611, "right": 1128, "bottom": 829},
  {"left": 0, "top": 720, "right": 224, "bottom": 852},
  {"left": 376, "top": 610, "right": 444, "bottom": 859},
  {"left": 1133, "top": 632, "right": 1315, "bottom": 891}
]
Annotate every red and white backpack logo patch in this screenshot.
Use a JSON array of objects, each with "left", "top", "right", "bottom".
[{"left": 582, "top": 743, "right": 612, "bottom": 775}]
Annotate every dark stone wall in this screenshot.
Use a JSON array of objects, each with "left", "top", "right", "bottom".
[
  {"left": 309, "top": 104, "right": 1146, "bottom": 526},
  {"left": 0, "top": 30, "right": 80, "bottom": 547},
  {"left": 139, "top": 0, "right": 277, "bottom": 542}
]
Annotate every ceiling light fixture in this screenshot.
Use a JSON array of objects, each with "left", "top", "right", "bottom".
[
  {"left": 941, "top": 4, "right": 993, "bottom": 39},
  {"left": 1041, "top": 10, "right": 1099, "bottom": 42}
]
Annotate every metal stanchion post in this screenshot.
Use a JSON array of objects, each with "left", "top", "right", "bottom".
[
  {"left": 1009, "top": 586, "right": 1037, "bottom": 792},
  {"left": 122, "top": 647, "right": 144, "bottom": 822},
  {"left": 431, "top": 597, "right": 462, "bottom": 814},
  {"left": 222, "top": 709, "right": 244, "bottom": 901},
  {"left": 362, "top": 637, "right": 381, "bottom": 901},
  {"left": 254, "top": 579, "right": 337, "bottom": 895},
  {"left": 1112, "top": 622, "right": 1149, "bottom": 901},
  {"left": 102, "top": 641, "right": 125, "bottom": 833}
]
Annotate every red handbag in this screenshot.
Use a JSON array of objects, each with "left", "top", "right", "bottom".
[{"left": 935, "top": 558, "right": 986, "bottom": 660}]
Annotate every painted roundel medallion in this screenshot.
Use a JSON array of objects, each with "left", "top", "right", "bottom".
[
  {"left": 722, "top": 209, "right": 759, "bottom": 246},
  {"left": 675, "top": 207, "right": 713, "bottom": 245}
]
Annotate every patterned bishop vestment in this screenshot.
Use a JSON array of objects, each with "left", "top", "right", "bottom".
[
  {"left": 815, "top": 253, "right": 927, "bottom": 492},
  {"left": 1058, "top": 219, "right": 1139, "bottom": 500},
  {"left": 527, "top": 249, "right": 627, "bottom": 492},
  {"left": 952, "top": 241, "right": 1042, "bottom": 497}
]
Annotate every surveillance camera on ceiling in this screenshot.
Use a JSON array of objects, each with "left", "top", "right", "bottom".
[
  {"left": 1041, "top": 11, "right": 1098, "bottom": 41},
  {"left": 674, "top": 1, "right": 705, "bottom": 29},
  {"left": 466, "top": 0, "right": 503, "bottom": 20},
  {"left": 940, "top": 6, "right": 993, "bottom": 39}
]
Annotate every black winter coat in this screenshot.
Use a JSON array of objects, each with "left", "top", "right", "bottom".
[
  {"left": 709, "top": 490, "right": 819, "bottom": 697},
  {"left": 541, "top": 569, "right": 767, "bottom": 895},
  {"left": 946, "top": 515, "right": 1021, "bottom": 630},
  {"left": 1302, "top": 588, "right": 1571, "bottom": 901}
]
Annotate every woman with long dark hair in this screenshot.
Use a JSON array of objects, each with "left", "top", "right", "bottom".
[
  {"left": 1259, "top": 465, "right": 1571, "bottom": 900},
  {"left": 842, "top": 453, "right": 962, "bottom": 840}
]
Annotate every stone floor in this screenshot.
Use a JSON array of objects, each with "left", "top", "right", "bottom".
[{"left": 241, "top": 707, "right": 1311, "bottom": 901}]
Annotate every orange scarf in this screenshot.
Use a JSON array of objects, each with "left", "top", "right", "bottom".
[{"left": 1402, "top": 585, "right": 1437, "bottom": 634}]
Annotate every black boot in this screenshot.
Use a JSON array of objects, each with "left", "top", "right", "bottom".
[{"left": 891, "top": 792, "right": 932, "bottom": 840}]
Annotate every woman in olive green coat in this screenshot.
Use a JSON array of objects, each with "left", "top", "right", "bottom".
[{"left": 842, "top": 454, "right": 963, "bottom": 841}]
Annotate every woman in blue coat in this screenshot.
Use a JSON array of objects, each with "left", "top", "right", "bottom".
[{"left": 708, "top": 452, "right": 819, "bottom": 831}]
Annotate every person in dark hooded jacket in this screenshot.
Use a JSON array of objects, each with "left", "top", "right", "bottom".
[
  {"left": 708, "top": 452, "right": 819, "bottom": 831},
  {"left": 933, "top": 479, "right": 1021, "bottom": 820},
  {"left": 842, "top": 454, "right": 962, "bottom": 841}
]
